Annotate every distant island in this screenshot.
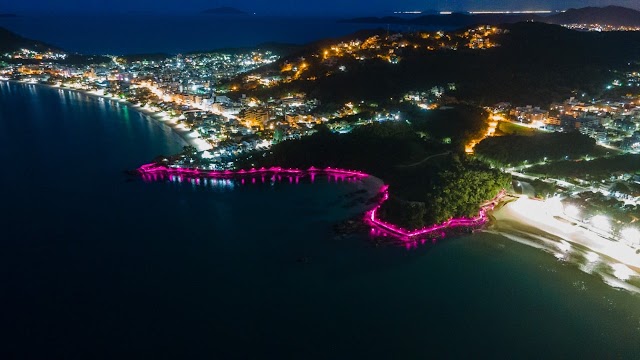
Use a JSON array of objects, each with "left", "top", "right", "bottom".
[
  {"left": 202, "top": 7, "right": 248, "bottom": 15},
  {"left": 547, "top": 6, "right": 640, "bottom": 27},
  {"left": 342, "top": 6, "right": 640, "bottom": 28}
]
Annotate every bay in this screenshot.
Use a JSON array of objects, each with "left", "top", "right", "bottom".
[
  {"left": 0, "top": 14, "right": 428, "bottom": 55},
  {"left": 1, "top": 82, "right": 640, "bottom": 359}
]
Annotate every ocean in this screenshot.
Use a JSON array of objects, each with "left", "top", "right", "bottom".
[
  {"left": 2, "top": 82, "right": 640, "bottom": 358},
  {"left": 0, "top": 14, "right": 430, "bottom": 55}
]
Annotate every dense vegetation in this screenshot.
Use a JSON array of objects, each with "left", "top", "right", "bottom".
[
  {"left": 527, "top": 154, "right": 640, "bottom": 181},
  {"left": 244, "top": 120, "right": 510, "bottom": 229},
  {"left": 402, "top": 105, "right": 488, "bottom": 151},
  {"left": 475, "top": 132, "right": 596, "bottom": 166}
]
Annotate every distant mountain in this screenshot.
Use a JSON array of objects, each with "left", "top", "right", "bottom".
[
  {"left": 202, "top": 7, "right": 248, "bottom": 15},
  {"left": 546, "top": 6, "right": 640, "bottom": 27},
  {"left": 342, "top": 6, "right": 640, "bottom": 28},
  {"left": 0, "top": 26, "right": 59, "bottom": 53},
  {"left": 342, "top": 12, "right": 539, "bottom": 28}
]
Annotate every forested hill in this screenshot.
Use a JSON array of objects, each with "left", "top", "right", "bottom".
[
  {"left": 0, "top": 26, "right": 59, "bottom": 53},
  {"left": 238, "top": 22, "right": 640, "bottom": 107}
]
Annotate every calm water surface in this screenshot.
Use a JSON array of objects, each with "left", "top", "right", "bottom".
[
  {"left": 2, "top": 82, "right": 640, "bottom": 359},
  {"left": 0, "top": 15, "right": 419, "bottom": 54}
]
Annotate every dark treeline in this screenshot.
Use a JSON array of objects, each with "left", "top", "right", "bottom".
[
  {"left": 475, "top": 132, "right": 596, "bottom": 166},
  {"left": 245, "top": 121, "right": 510, "bottom": 229},
  {"left": 528, "top": 154, "right": 640, "bottom": 180},
  {"left": 405, "top": 105, "right": 488, "bottom": 150}
]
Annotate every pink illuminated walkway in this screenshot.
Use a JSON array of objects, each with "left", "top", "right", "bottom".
[{"left": 137, "top": 163, "right": 504, "bottom": 242}]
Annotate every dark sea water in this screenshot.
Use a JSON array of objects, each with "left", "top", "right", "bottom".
[
  {"left": 2, "top": 82, "right": 640, "bottom": 358},
  {"left": 0, "top": 14, "right": 430, "bottom": 55}
]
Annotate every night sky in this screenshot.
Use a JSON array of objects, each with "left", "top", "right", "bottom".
[{"left": 1, "top": 0, "right": 639, "bottom": 15}]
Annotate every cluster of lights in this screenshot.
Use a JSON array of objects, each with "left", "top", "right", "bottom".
[
  {"left": 563, "top": 24, "right": 640, "bottom": 32},
  {"left": 564, "top": 202, "right": 639, "bottom": 244},
  {"left": 138, "top": 163, "right": 367, "bottom": 181}
]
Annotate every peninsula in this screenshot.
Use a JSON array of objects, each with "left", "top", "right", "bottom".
[{"left": 2, "top": 16, "right": 639, "bottom": 273}]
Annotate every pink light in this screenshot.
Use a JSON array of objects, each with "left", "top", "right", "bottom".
[{"left": 137, "top": 163, "right": 503, "bottom": 242}]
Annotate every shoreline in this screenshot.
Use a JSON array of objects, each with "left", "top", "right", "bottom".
[
  {"left": 489, "top": 196, "right": 640, "bottom": 281},
  {"left": 16, "top": 79, "right": 635, "bottom": 278},
  {"left": 3, "top": 80, "right": 212, "bottom": 152},
  {"left": 137, "top": 163, "right": 501, "bottom": 243}
]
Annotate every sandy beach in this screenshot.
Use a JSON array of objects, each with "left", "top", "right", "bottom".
[
  {"left": 6, "top": 80, "right": 212, "bottom": 152},
  {"left": 488, "top": 195, "right": 640, "bottom": 290}
]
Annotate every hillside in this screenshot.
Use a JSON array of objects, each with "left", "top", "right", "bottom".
[
  {"left": 546, "top": 6, "right": 640, "bottom": 27},
  {"left": 0, "top": 26, "right": 58, "bottom": 53},
  {"left": 235, "top": 22, "right": 640, "bottom": 107}
]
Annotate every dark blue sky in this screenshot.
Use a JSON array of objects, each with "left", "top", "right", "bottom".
[{"left": 2, "top": 0, "right": 639, "bottom": 15}]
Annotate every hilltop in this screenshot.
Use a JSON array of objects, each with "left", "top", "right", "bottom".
[
  {"left": 0, "top": 26, "right": 110, "bottom": 64},
  {"left": 0, "top": 26, "right": 58, "bottom": 53}
]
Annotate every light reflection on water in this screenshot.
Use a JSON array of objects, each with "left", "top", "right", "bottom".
[
  {"left": 3, "top": 81, "right": 640, "bottom": 358},
  {"left": 485, "top": 228, "right": 640, "bottom": 294}
]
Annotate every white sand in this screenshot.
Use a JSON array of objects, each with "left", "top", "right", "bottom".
[{"left": 491, "top": 196, "right": 640, "bottom": 271}]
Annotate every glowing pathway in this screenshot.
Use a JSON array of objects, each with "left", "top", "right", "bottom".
[
  {"left": 364, "top": 186, "right": 504, "bottom": 242},
  {"left": 138, "top": 163, "right": 504, "bottom": 243}
]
